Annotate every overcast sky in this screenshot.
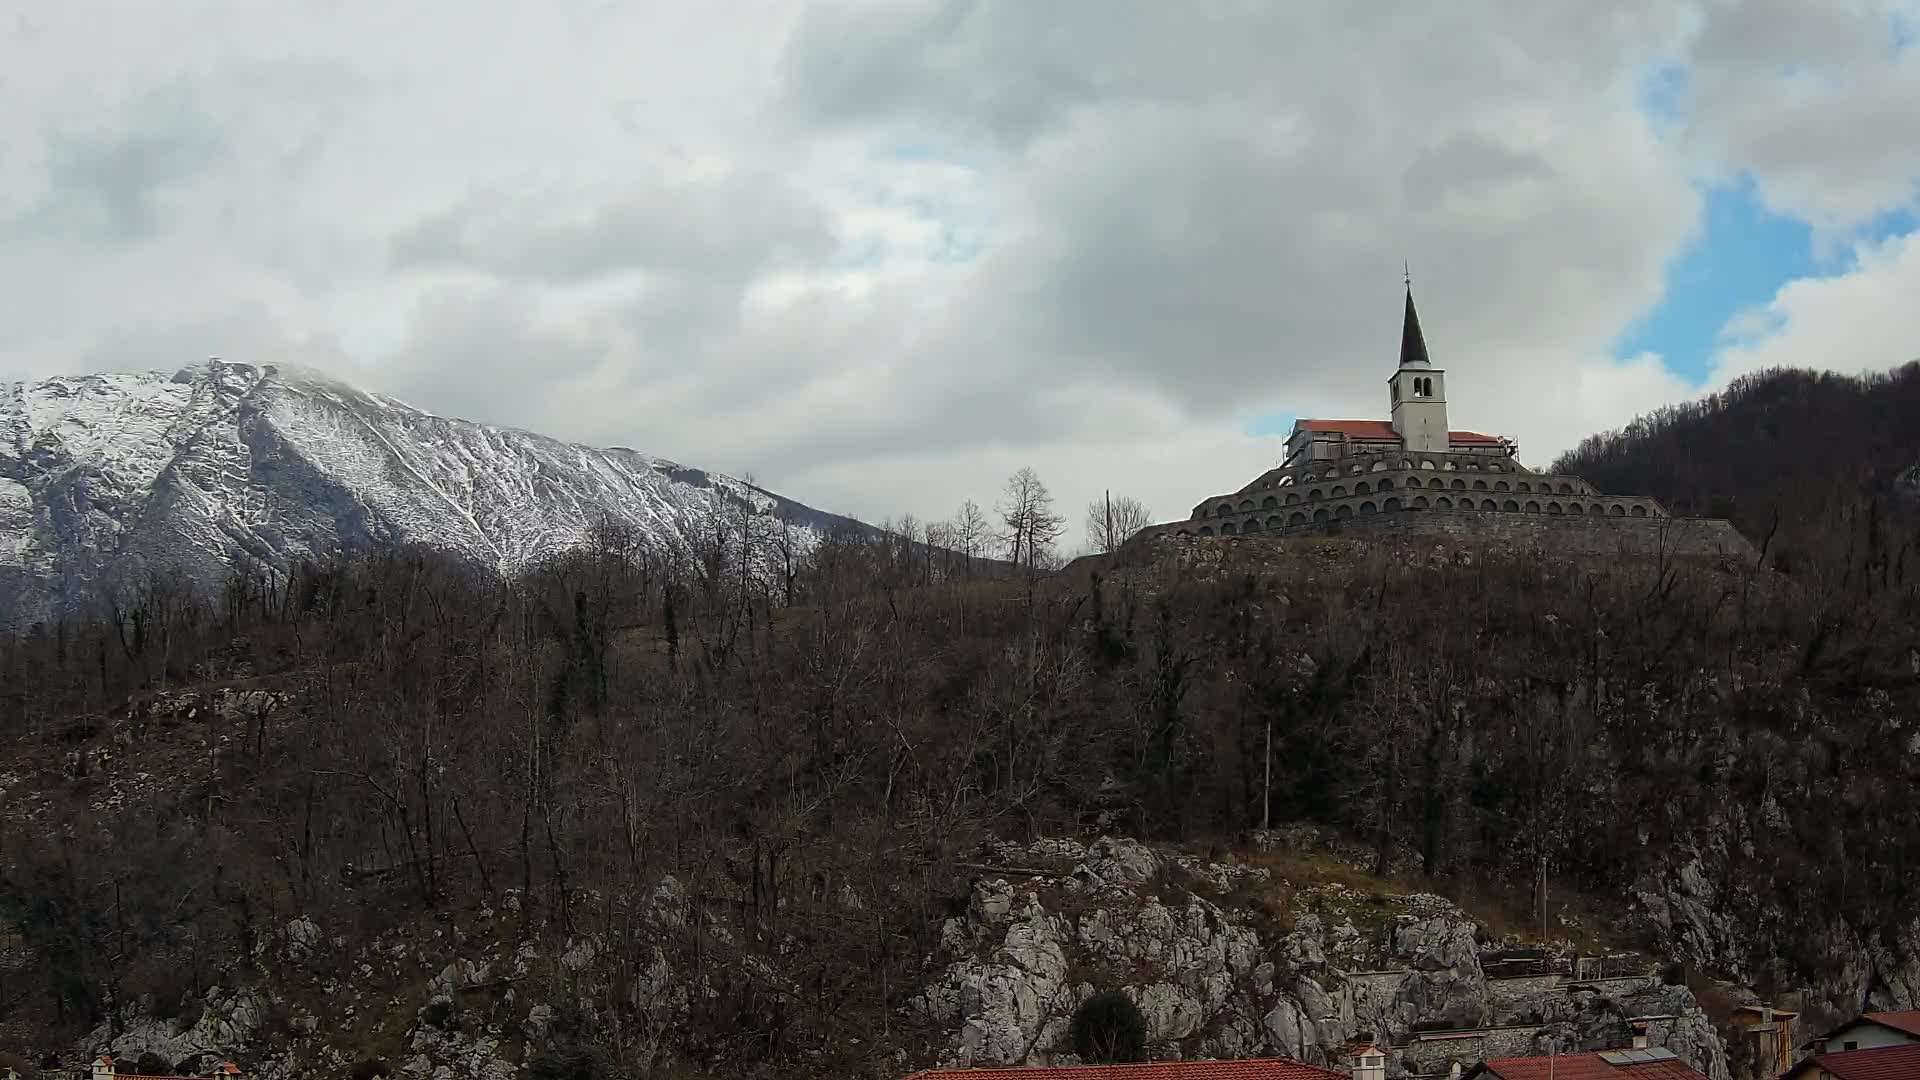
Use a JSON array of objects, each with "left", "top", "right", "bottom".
[{"left": 3, "top": 1, "right": 1918, "bottom": 542}]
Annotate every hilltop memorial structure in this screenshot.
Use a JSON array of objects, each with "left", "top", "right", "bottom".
[{"left": 1130, "top": 286, "right": 1753, "bottom": 560}]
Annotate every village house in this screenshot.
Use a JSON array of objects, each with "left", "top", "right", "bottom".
[
  {"left": 86, "top": 1058, "right": 242, "bottom": 1080},
  {"left": 1726, "top": 1000, "right": 1801, "bottom": 1078},
  {"left": 1779, "top": 1041, "right": 1920, "bottom": 1079},
  {"left": 1463, "top": 1047, "right": 1708, "bottom": 1080},
  {"left": 1802, "top": 1010, "right": 1920, "bottom": 1056},
  {"left": 902, "top": 1059, "right": 1353, "bottom": 1080}
]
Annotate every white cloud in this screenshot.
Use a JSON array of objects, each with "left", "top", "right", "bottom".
[
  {"left": 0, "top": 0, "right": 1915, "bottom": 543},
  {"left": 1709, "top": 230, "right": 1920, "bottom": 386},
  {"left": 1680, "top": 0, "right": 1920, "bottom": 237}
]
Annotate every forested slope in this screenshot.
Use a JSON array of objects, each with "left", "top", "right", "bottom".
[
  {"left": 1553, "top": 362, "right": 1920, "bottom": 561},
  {"left": 2, "top": 506, "right": 1916, "bottom": 1076}
]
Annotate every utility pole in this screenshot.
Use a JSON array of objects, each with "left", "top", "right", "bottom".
[
  {"left": 1262, "top": 717, "right": 1273, "bottom": 832},
  {"left": 1537, "top": 852, "right": 1549, "bottom": 943}
]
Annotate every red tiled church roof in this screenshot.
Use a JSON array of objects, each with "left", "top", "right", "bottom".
[
  {"left": 1292, "top": 418, "right": 1506, "bottom": 446},
  {"left": 1791, "top": 1043, "right": 1920, "bottom": 1079},
  {"left": 1477, "top": 1051, "right": 1705, "bottom": 1080},
  {"left": 1297, "top": 418, "right": 1401, "bottom": 439},
  {"left": 903, "top": 1061, "right": 1346, "bottom": 1080}
]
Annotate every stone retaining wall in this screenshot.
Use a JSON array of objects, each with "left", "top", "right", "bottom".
[
  {"left": 1300, "top": 510, "right": 1754, "bottom": 560},
  {"left": 1140, "top": 509, "right": 1754, "bottom": 562}
]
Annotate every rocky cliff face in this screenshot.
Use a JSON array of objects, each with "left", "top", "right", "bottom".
[{"left": 1635, "top": 840, "right": 1920, "bottom": 1035}]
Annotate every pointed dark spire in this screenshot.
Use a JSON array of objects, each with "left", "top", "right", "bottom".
[{"left": 1399, "top": 280, "right": 1432, "bottom": 369}]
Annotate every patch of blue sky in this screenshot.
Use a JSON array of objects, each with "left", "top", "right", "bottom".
[
  {"left": 1616, "top": 177, "right": 1918, "bottom": 383},
  {"left": 1243, "top": 411, "right": 1296, "bottom": 438}
]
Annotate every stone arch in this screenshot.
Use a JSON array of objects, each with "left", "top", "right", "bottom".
[
  {"left": 1410, "top": 495, "right": 1427, "bottom": 508},
  {"left": 1482, "top": 499, "right": 1498, "bottom": 511},
  {"left": 1451, "top": 478, "right": 1467, "bottom": 490},
  {"left": 1630, "top": 504, "right": 1648, "bottom": 517},
  {"left": 1495, "top": 480, "right": 1511, "bottom": 492},
  {"left": 1348, "top": 464, "right": 1364, "bottom": 475},
  {"left": 1284, "top": 492, "right": 1300, "bottom": 505},
  {"left": 1221, "top": 521, "right": 1238, "bottom": 535},
  {"left": 1288, "top": 511, "right": 1308, "bottom": 526},
  {"left": 1420, "top": 459, "right": 1438, "bottom": 470},
  {"left": 1502, "top": 499, "right": 1519, "bottom": 511},
  {"left": 1262, "top": 495, "right": 1279, "bottom": 508},
  {"left": 1384, "top": 497, "right": 1402, "bottom": 511},
  {"left": 1331, "top": 485, "right": 1348, "bottom": 497},
  {"left": 1517, "top": 481, "right": 1531, "bottom": 492},
  {"left": 1400, "top": 458, "right": 1416, "bottom": 469},
  {"left": 1216, "top": 503, "right": 1233, "bottom": 516},
  {"left": 1267, "top": 515, "right": 1284, "bottom": 531},
  {"left": 1335, "top": 504, "right": 1354, "bottom": 519},
  {"left": 1444, "top": 460, "right": 1458, "bottom": 471},
  {"left": 1242, "top": 518, "right": 1262, "bottom": 533},
  {"left": 1588, "top": 504, "right": 1606, "bottom": 517},
  {"left": 1312, "top": 508, "right": 1330, "bottom": 522},
  {"left": 1547, "top": 501, "right": 1563, "bottom": 515},
  {"left": 1309, "top": 489, "right": 1324, "bottom": 501},
  {"left": 1473, "top": 479, "right": 1489, "bottom": 491},
  {"left": 1377, "top": 477, "right": 1395, "bottom": 490},
  {"left": 1277, "top": 474, "right": 1293, "bottom": 486},
  {"left": 1371, "top": 459, "right": 1389, "bottom": 472},
  {"left": 1456, "top": 498, "right": 1473, "bottom": 511},
  {"left": 1558, "top": 483, "right": 1573, "bottom": 494},
  {"left": 1565, "top": 501, "right": 1581, "bottom": 515},
  {"left": 1199, "top": 526, "right": 1215, "bottom": 536},
  {"left": 1360, "top": 500, "right": 1378, "bottom": 514},
  {"left": 1355, "top": 481, "right": 1371, "bottom": 495},
  {"left": 1239, "top": 499, "right": 1255, "bottom": 511},
  {"left": 1609, "top": 504, "right": 1626, "bottom": 516},
  {"left": 1404, "top": 476, "right": 1421, "bottom": 489},
  {"left": 1436, "top": 496, "right": 1453, "bottom": 509},
  {"left": 1525, "top": 500, "right": 1541, "bottom": 513}
]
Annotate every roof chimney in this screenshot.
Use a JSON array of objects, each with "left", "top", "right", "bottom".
[{"left": 1346, "top": 1042, "right": 1387, "bottom": 1080}]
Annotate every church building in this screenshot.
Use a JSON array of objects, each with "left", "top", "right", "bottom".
[{"left": 1129, "top": 285, "right": 1692, "bottom": 544}]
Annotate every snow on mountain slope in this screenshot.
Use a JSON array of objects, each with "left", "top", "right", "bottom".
[{"left": 0, "top": 360, "right": 865, "bottom": 628}]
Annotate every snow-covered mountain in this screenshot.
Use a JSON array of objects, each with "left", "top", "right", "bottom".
[{"left": 1, "top": 360, "right": 864, "bottom": 627}]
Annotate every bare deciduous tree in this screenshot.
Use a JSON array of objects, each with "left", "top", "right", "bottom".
[
  {"left": 1085, "top": 493, "right": 1153, "bottom": 554},
  {"left": 950, "top": 499, "right": 990, "bottom": 577},
  {"left": 998, "top": 467, "right": 1066, "bottom": 578}
]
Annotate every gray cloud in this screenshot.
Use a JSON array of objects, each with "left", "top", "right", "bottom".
[
  {"left": 0, "top": 0, "right": 1915, "bottom": 543},
  {"left": 390, "top": 172, "right": 834, "bottom": 285},
  {"left": 8, "top": 82, "right": 226, "bottom": 243}
]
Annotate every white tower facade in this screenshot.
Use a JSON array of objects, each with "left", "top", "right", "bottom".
[{"left": 1388, "top": 286, "right": 1449, "bottom": 453}]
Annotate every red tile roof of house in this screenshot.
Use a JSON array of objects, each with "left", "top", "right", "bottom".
[
  {"left": 903, "top": 1060, "right": 1347, "bottom": 1080},
  {"left": 1291, "top": 418, "right": 1506, "bottom": 446},
  {"left": 1862, "top": 1010, "right": 1920, "bottom": 1037},
  {"left": 1477, "top": 1051, "right": 1706, "bottom": 1080},
  {"left": 1791, "top": 1043, "right": 1920, "bottom": 1079}
]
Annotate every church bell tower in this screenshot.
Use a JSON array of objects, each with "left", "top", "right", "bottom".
[{"left": 1388, "top": 283, "right": 1449, "bottom": 453}]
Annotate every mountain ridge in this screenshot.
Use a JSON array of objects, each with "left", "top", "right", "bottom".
[{"left": 0, "top": 360, "right": 863, "bottom": 627}]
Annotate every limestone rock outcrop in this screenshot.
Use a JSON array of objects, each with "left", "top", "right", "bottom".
[{"left": 907, "top": 836, "right": 1731, "bottom": 1079}]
